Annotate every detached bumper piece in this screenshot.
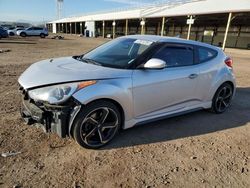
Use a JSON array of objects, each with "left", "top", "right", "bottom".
[{"left": 20, "top": 98, "right": 73, "bottom": 138}]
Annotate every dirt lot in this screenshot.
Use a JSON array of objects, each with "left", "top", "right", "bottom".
[{"left": 0, "top": 35, "right": 249, "bottom": 188}]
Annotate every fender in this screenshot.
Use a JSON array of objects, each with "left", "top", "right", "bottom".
[
  {"left": 207, "top": 66, "right": 236, "bottom": 101},
  {"left": 72, "top": 78, "right": 133, "bottom": 123}
]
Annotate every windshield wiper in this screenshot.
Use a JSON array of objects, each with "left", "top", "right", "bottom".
[{"left": 79, "top": 58, "right": 102, "bottom": 66}]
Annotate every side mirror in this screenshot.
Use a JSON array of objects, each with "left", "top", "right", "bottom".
[{"left": 144, "top": 58, "right": 166, "bottom": 69}]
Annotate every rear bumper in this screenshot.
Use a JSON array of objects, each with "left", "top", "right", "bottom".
[{"left": 20, "top": 97, "right": 78, "bottom": 138}]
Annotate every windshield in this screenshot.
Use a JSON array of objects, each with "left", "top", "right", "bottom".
[{"left": 81, "top": 38, "right": 153, "bottom": 69}]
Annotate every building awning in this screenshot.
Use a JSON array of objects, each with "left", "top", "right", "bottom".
[{"left": 48, "top": 0, "right": 250, "bottom": 23}]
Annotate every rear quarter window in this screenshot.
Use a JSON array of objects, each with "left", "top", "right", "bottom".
[
  {"left": 152, "top": 45, "right": 194, "bottom": 67},
  {"left": 198, "top": 46, "right": 218, "bottom": 63}
]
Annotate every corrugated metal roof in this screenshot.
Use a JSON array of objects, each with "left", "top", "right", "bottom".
[{"left": 48, "top": 0, "right": 250, "bottom": 23}]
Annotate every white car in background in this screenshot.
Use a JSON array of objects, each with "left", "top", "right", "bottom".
[
  {"left": 8, "top": 27, "right": 24, "bottom": 36},
  {"left": 17, "top": 27, "right": 48, "bottom": 38}
]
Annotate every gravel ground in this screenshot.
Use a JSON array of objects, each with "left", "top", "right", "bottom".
[{"left": 0, "top": 35, "right": 249, "bottom": 188}]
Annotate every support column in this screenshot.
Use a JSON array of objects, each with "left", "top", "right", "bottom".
[
  {"left": 211, "top": 27, "right": 216, "bottom": 45},
  {"left": 157, "top": 22, "right": 161, "bottom": 35},
  {"left": 70, "top": 23, "right": 72, "bottom": 34},
  {"left": 222, "top": 12, "right": 232, "bottom": 50},
  {"left": 125, "top": 19, "right": 128, "bottom": 36},
  {"left": 161, "top": 17, "right": 166, "bottom": 36},
  {"left": 112, "top": 21, "right": 116, "bottom": 39},
  {"left": 235, "top": 26, "right": 241, "bottom": 48},
  {"left": 140, "top": 18, "right": 145, "bottom": 35},
  {"left": 172, "top": 23, "right": 175, "bottom": 36},
  {"left": 187, "top": 15, "right": 193, "bottom": 40},
  {"left": 59, "top": 23, "right": 61, "bottom": 33},
  {"left": 80, "top": 22, "right": 83, "bottom": 35},
  {"left": 61, "top": 23, "right": 64, "bottom": 33},
  {"left": 75, "top": 22, "right": 77, "bottom": 34},
  {"left": 102, "top": 21, "right": 105, "bottom": 38}
]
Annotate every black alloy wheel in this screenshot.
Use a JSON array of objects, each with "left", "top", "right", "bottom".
[
  {"left": 73, "top": 101, "right": 121, "bottom": 149},
  {"left": 212, "top": 83, "right": 233, "bottom": 113}
]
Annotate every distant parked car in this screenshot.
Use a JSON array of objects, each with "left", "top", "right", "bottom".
[
  {"left": 17, "top": 27, "right": 48, "bottom": 38},
  {"left": 7, "top": 27, "right": 24, "bottom": 36},
  {"left": 0, "top": 28, "right": 8, "bottom": 39}
]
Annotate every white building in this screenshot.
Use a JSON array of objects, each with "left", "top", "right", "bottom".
[{"left": 47, "top": 0, "right": 250, "bottom": 49}]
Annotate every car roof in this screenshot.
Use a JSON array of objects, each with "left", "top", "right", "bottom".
[{"left": 123, "top": 35, "right": 220, "bottom": 51}]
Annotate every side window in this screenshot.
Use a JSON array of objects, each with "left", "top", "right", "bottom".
[
  {"left": 152, "top": 45, "right": 194, "bottom": 67},
  {"left": 198, "top": 47, "right": 217, "bottom": 63},
  {"left": 34, "top": 27, "right": 43, "bottom": 30}
]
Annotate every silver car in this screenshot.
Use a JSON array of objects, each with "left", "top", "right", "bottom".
[
  {"left": 18, "top": 35, "right": 236, "bottom": 149},
  {"left": 8, "top": 27, "right": 24, "bottom": 36},
  {"left": 17, "top": 27, "right": 48, "bottom": 38}
]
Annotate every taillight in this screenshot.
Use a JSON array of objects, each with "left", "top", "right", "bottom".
[{"left": 225, "top": 57, "right": 233, "bottom": 68}]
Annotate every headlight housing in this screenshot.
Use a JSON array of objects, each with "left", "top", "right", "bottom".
[{"left": 28, "top": 81, "right": 96, "bottom": 104}]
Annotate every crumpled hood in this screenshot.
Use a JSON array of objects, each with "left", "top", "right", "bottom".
[{"left": 18, "top": 56, "right": 131, "bottom": 89}]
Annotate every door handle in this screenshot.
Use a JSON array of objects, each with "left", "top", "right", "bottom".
[{"left": 189, "top": 74, "right": 198, "bottom": 79}]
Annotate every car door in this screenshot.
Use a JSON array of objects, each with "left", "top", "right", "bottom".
[
  {"left": 26, "top": 27, "right": 33, "bottom": 35},
  {"left": 33, "top": 27, "right": 40, "bottom": 36},
  {"left": 132, "top": 43, "right": 200, "bottom": 118}
]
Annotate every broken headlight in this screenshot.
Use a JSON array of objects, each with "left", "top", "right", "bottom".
[{"left": 28, "top": 81, "right": 97, "bottom": 104}]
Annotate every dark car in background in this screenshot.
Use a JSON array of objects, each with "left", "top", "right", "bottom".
[{"left": 0, "top": 28, "right": 8, "bottom": 39}]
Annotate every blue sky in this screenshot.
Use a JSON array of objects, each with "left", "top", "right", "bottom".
[{"left": 0, "top": 0, "right": 162, "bottom": 22}]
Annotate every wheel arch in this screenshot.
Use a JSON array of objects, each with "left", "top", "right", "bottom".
[
  {"left": 213, "top": 80, "right": 236, "bottom": 99},
  {"left": 86, "top": 98, "right": 125, "bottom": 129},
  {"left": 224, "top": 81, "right": 235, "bottom": 93},
  {"left": 68, "top": 98, "right": 125, "bottom": 138},
  {"left": 20, "top": 31, "right": 26, "bottom": 36}
]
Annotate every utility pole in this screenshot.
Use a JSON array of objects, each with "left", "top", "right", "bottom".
[{"left": 56, "top": 0, "right": 63, "bottom": 19}]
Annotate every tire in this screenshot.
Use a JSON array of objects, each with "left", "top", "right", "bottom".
[
  {"left": 20, "top": 32, "right": 26, "bottom": 37},
  {"left": 211, "top": 83, "right": 233, "bottom": 114},
  {"left": 0, "top": 35, "right": 2, "bottom": 40},
  {"left": 73, "top": 100, "right": 121, "bottom": 149},
  {"left": 9, "top": 32, "right": 14, "bottom": 36},
  {"left": 40, "top": 33, "right": 45, "bottom": 38}
]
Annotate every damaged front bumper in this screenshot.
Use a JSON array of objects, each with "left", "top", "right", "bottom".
[{"left": 20, "top": 88, "right": 81, "bottom": 138}]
